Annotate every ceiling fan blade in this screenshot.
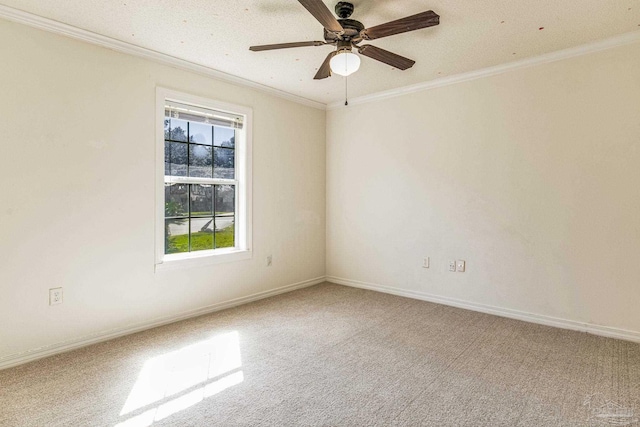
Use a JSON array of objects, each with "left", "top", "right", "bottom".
[
  {"left": 314, "top": 51, "right": 337, "bottom": 80},
  {"left": 361, "top": 10, "right": 439, "bottom": 40},
  {"left": 358, "top": 45, "right": 415, "bottom": 70},
  {"left": 250, "top": 41, "right": 326, "bottom": 52},
  {"left": 298, "top": 0, "right": 344, "bottom": 34}
]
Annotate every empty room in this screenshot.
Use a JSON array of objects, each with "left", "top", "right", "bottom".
[{"left": 1, "top": 0, "right": 639, "bottom": 426}]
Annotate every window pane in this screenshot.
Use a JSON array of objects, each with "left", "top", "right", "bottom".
[
  {"left": 165, "top": 183, "right": 189, "bottom": 218},
  {"left": 165, "top": 142, "right": 188, "bottom": 177},
  {"left": 189, "top": 144, "right": 213, "bottom": 178},
  {"left": 190, "top": 184, "right": 213, "bottom": 217},
  {"left": 214, "top": 147, "right": 235, "bottom": 179},
  {"left": 165, "top": 218, "right": 189, "bottom": 254},
  {"left": 164, "top": 119, "right": 170, "bottom": 140},
  {"left": 190, "top": 218, "right": 214, "bottom": 252},
  {"left": 215, "top": 185, "right": 235, "bottom": 247},
  {"left": 215, "top": 217, "right": 235, "bottom": 249},
  {"left": 169, "top": 119, "right": 188, "bottom": 142},
  {"left": 189, "top": 122, "right": 213, "bottom": 145},
  {"left": 215, "top": 185, "right": 235, "bottom": 216},
  {"left": 214, "top": 126, "right": 235, "bottom": 148}
]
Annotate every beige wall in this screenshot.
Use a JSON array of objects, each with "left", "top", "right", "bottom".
[
  {"left": 327, "top": 42, "right": 640, "bottom": 333},
  {"left": 0, "top": 20, "right": 326, "bottom": 362},
  {"left": 2, "top": 14, "right": 639, "bottom": 365}
]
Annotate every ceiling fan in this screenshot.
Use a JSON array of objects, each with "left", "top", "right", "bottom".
[{"left": 249, "top": 0, "right": 440, "bottom": 79}]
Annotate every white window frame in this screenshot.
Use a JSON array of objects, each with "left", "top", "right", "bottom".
[{"left": 155, "top": 87, "right": 252, "bottom": 271}]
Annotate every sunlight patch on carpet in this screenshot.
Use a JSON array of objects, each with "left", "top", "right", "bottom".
[{"left": 115, "top": 331, "right": 243, "bottom": 426}]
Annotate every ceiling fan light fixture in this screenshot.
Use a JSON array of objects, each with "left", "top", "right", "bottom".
[{"left": 329, "top": 50, "right": 360, "bottom": 76}]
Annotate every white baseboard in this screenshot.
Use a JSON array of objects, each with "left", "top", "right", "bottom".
[
  {"left": 327, "top": 276, "right": 640, "bottom": 344},
  {"left": 0, "top": 276, "right": 326, "bottom": 371}
]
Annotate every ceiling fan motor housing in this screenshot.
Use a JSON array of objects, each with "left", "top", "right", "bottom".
[{"left": 324, "top": 18, "right": 364, "bottom": 43}]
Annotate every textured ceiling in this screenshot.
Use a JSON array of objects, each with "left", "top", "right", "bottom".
[{"left": 3, "top": 0, "right": 639, "bottom": 104}]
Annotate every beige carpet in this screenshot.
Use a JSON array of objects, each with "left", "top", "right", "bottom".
[{"left": 1, "top": 283, "right": 639, "bottom": 427}]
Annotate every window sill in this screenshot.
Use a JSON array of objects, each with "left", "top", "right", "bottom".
[{"left": 155, "top": 248, "right": 252, "bottom": 272}]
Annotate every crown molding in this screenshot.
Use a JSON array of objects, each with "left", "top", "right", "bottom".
[
  {"left": 328, "top": 30, "right": 640, "bottom": 110},
  {"left": 2, "top": 5, "right": 639, "bottom": 116},
  {"left": 0, "top": 4, "right": 326, "bottom": 111}
]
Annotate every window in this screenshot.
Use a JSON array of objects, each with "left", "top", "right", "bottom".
[{"left": 156, "top": 88, "right": 252, "bottom": 270}]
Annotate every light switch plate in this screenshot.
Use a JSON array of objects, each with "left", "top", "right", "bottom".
[{"left": 456, "top": 260, "right": 466, "bottom": 272}]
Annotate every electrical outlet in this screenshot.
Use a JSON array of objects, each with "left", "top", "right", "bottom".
[
  {"left": 49, "top": 287, "right": 63, "bottom": 305},
  {"left": 266, "top": 255, "right": 272, "bottom": 267},
  {"left": 456, "top": 260, "right": 466, "bottom": 272},
  {"left": 448, "top": 261, "right": 456, "bottom": 272},
  {"left": 422, "top": 257, "right": 429, "bottom": 268}
]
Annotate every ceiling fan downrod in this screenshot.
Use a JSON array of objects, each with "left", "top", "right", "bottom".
[{"left": 335, "top": 2, "right": 354, "bottom": 19}]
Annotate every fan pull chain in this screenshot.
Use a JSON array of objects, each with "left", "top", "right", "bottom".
[{"left": 344, "top": 75, "right": 349, "bottom": 106}]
